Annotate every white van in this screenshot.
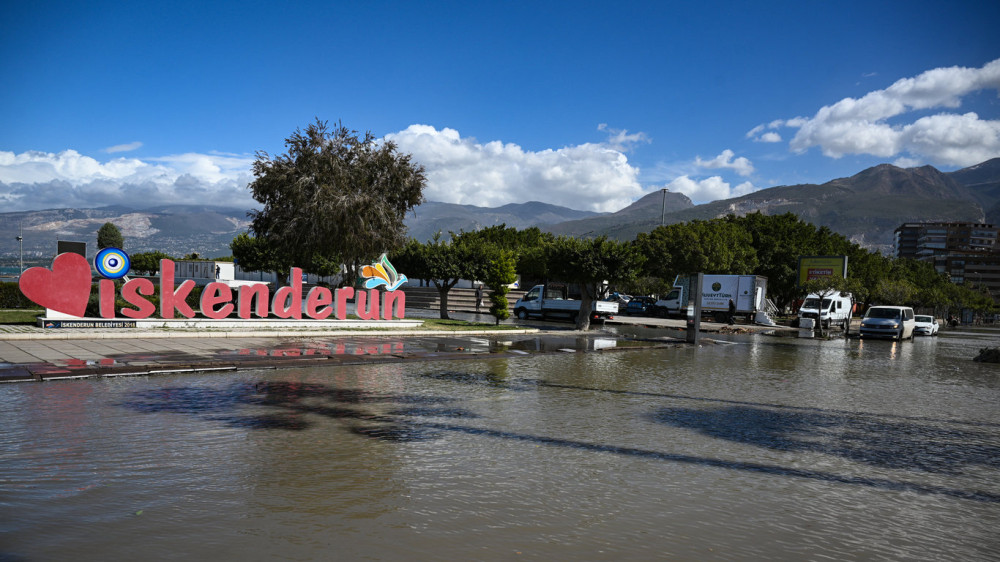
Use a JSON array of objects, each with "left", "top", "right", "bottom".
[
  {"left": 797, "top": 291, "right": 854, "bottom": 329},
  {"left": 859, "top": 306, "right": 916, "bottom": 340}
]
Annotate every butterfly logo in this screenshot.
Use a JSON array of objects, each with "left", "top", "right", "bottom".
[{"left": 361, "top": 253, "right": 407, "bottom": 291}]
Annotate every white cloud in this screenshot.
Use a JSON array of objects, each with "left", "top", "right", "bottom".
[
  {"left": 597, "top": 123, "right": 651, "bottom": 152},
  {"left": 2, "top": 127, "right": 648, "bottom": 213},
  {"left": 746, "top": 118, "right": 804, "bottom": 142},
  {"left": 745, "top": 124, "right": 765, "bottom": 139},
  {"left": 104, "top": 141, "right": 143, "bottom": 153},
  {"left": 0, "top": 149, "right": 257, "bottom": 212},
  {"left": 786, "top": 58, "right": 1000, "bottom": 166},
  {"left": 664, "top": 175, "right": 757, "bottom": 204},
  {"left": 901, "top": 112, "right": 1000, "bottom": 167},
  {"left": 694, "top": 149, "right": 754, "bottom": 176},
  {"left": 386, "top": 124, "right": 644, "bottom": 212},
  {"left": 893, "top": 157, "right": 922, "bottom": 168}
]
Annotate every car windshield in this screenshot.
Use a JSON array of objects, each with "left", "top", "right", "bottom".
[
  {"left": 915, "top": 315, "right": 934, "bottom": 323},
  {"left": 866, "top": 308, "right": 901, "bottom": 319}
]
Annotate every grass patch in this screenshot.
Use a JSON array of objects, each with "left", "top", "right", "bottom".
[
  {"left": 421, "top": 318, "right": 525, "bottom": 331},
  {"left": 0, "top": 309, "right": 44, "bottom": 324}
]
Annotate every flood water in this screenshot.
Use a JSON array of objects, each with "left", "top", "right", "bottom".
[{"left": 2, "top": 331, "right": 999, "bottom": 560}]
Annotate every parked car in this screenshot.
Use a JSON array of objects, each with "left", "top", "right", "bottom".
[
  {"left": 859, "top": 306, "right": 915, "bottom": 340},
  {"left": 625, "top": 296, "right": 657, "bottom": 316},
  {"left": 913, "top": 315, "right": 939, "bottom": 336}
]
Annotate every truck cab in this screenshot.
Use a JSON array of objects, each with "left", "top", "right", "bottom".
[{"left": 652, "top": 287, "right": 683, "bottom": 317}]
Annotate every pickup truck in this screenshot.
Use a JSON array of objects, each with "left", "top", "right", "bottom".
[{"left": 513, "top": 284, "right": 618, "bottom": 321}]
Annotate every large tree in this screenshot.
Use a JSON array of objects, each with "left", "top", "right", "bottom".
[
  {"left": 247, "top": 119, "right": 426, "bottom": 284},
  {"left": 97, "top": 222, "right": 124, "bottom": 250}
]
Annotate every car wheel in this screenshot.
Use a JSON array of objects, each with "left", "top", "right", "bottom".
[{"left": 516, "top": 308, "right": 529, "bottom": 320}]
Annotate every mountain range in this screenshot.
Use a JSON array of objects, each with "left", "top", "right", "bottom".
[{"left": 2, "top": 158, "right": 999, "bottom": 264}]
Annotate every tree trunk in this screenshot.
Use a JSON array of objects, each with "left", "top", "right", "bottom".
[
  {"left": 575, "top": 286, "right": 594, "bottom": 331},
  {"left": 434, "top": 279, "right": 458, "bottom": 320},
  {"left": 437, "top": 287, "right": 450, "bottom": 320}
]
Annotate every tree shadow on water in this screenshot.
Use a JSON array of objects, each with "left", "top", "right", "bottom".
[
  {"left": 119, "top": 381, "right": 470, "bottom": 441},
  {"left": 650, "top": 405, "right": 1000, "bottom": 475}
]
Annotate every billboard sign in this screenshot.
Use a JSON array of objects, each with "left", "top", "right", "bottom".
[{"left": 797, "top": 255, "right": 848, "bottom": 286}]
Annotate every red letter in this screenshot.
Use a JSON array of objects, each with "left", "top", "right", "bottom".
[
  {"left": 158, "top": 259, "right": 195, "bottom": 318},
  {"left": 335, "top": 287, "right": 354, "bottom": 320},
  {"left": 121, "top": 278, "right": 156, "bottom": 318},
  {"left": 272, "top": 267, "right": 303, "bottom": 319},
  {"left": 356, "top": 289, "right": 380, "bottom": 320},
  {"left": 238, "top": 284, "right": 270, "bottom": 318},
  {"left": 382, "top": 290, "right": 405, "bottom": 320},
  {"left": 306, "top": 286, "right": 333, "bottom": 319},
  {"left": 200, "top": 282, "right": 234, "bottom": 319},
  {"left": 99, "top": 279, "right": 116, "bottom": 318}
]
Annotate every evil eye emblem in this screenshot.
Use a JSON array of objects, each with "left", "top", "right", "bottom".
[{"left": 95, "top": 247, "right": 131, "bottom": 279}]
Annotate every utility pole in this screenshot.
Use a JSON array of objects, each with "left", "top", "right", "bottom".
[{"left": 660, "top": 188, "right": 667, "bottom": 226}]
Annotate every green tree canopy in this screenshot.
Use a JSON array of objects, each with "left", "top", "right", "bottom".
[
  {"left": 725, "top": 212, "right": 842, "bottom": 310},
  {"left": 130, "top": 251, "right": 174, "bottom": 276},
  {"left": 97, "top": 222, "right": 124, "bottom": 250},
  {"left": 452, "top": 224, "right": 553, "bottom": 283},
  {"left": 390, "top": 234, "right": 478, "bottom": 319},
  {"left": 636, "top": 219, "right": 756, "bottom": 285},
  {"left": 247, "top": 119, "right": 426, "bottom": 283}
]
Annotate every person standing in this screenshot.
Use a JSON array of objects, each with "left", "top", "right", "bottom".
[
  {"left": 728, "top": 299, "right": 736, "bottom": 325},
  {"left": 476, "top": 284, "right": 484, "bottom": 314}
]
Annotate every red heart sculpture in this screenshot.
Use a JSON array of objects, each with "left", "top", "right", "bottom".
[{"left": 19, "top": 253, "right": 93, "bottom": 317}]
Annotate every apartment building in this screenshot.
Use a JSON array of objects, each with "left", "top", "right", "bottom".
[{"left": 893, "top": 222, "right": 1000, "bottom": 298}]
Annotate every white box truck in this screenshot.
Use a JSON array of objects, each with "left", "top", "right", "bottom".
[
  {"left": 513, "top": 283, "right": 618, "bottom": 321},
  {"left": 653, "top": 274, "right": 772, "bottom": 324}
]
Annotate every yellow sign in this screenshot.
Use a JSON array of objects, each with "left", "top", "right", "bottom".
[{"left": 797, "top": 255, "right": 848, "bottom": 286}]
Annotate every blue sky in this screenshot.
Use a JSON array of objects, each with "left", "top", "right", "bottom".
[{"left": 1, "top": 0, "right": 998, "bottom": 213}]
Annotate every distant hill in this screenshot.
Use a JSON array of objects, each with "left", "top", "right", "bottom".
[
  {"left": 0, "top": 206, "right": 251, "bottom": 263},
  {"left": 946, "top": 158, "right": 1000, "bottom": 223},
  {"left": 541, "top": 159, "right": 1000, "bottom": 252},
  {"left": 544, "top": 190, "right": 694, "bottom": 237},
  {"left": 404, "top": 200, "right": 602, "bottom": 242}
]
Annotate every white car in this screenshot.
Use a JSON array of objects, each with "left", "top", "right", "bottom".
[{"left": 914, "top": 315, "right": 939, "bottom": 336}]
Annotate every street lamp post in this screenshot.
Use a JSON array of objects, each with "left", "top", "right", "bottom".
[{"left": 16, "top": 222, "right": 24, "bottom": 276}]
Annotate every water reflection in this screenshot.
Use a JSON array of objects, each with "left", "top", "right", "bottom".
[{"left": 121, "top": 382, "right": 468, "bottom": 441}]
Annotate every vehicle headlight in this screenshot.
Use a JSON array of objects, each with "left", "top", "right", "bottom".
[{"left": 890, "top": 323, "right": 898, "bottom": 328}]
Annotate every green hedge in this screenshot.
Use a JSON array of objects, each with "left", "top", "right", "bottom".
[{"left": 0, "top": 282, "right": 35, "bottom": 309}]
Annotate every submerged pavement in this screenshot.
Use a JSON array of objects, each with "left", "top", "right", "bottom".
[
  {"left": 0, "top": 324, "right": 687, "bottom": 383},
  {"left": 0, "top": 308, "right": 801, "bottom": 383}
]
